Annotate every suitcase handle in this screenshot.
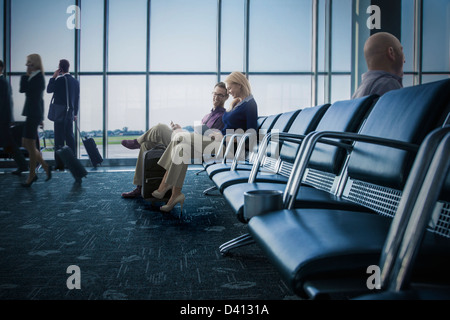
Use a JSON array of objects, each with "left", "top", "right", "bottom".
[{"left": 75, "top": 122, "right": 87, "bottom": 141}]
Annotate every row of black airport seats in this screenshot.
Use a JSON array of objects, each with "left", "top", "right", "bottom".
[{"left": 198, "top": 78, "right": 450, "bottom": 300}]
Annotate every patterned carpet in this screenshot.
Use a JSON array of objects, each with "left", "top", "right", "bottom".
[{"left": 0, "top": 167, "right": 296, "bottom": 300}]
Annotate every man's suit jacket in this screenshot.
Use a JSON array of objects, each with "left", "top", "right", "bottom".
[
  {"left": 0, "top": 75, "right": 13, "bottom": 146},
  {"left": 47, "top": 74, "right": 80, "bottom": 121},
  {"left": 19, "top": 71, "right": 45, "bottom": 121}
]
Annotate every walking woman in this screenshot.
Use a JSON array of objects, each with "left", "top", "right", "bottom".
[
  {"left": 152, "top": 71, "right": 258, "bottom": 212},
  {"left": 19, "top": 53, "right": 51, "bottom": 187}
]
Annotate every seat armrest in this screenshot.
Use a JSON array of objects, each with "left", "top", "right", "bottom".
[{"left": 284, "top": 131, "right": 419, "bottom": 209}]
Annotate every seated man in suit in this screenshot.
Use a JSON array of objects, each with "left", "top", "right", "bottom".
[
  {"left": 353, "top": 32, "right": 405, "bottom": 99},
  {"left": 121, "top": 82, "right": 229, "bottom": 198}
]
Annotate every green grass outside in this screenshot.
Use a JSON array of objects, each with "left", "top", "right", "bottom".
[{"left": 96, "top": 135, "right": 141, "bottom": 146}]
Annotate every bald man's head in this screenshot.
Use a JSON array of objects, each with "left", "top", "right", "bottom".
[{"left": 364, "top": 32, "right": 405, "bottom": 77}]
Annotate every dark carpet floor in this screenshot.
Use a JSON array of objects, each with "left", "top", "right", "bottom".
[{"left": 0, "top": 167, "right": 297, "bottom": 301}]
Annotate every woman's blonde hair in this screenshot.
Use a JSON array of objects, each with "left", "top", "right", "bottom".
[
  {"left": 27, "top": 53, "right": 44, "bottom": 73},
  {"left": 224, "top": 71, "right": 252, "bottom": 111}
]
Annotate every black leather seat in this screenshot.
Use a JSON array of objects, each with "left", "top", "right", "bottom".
[
  {"left": 206, "top": 110, "right": 301, "bottom": 179},
  {"left": 356, "top": 127, "right": 450, "bottom": 300},
  {"left": 248, "top": 79, "right": 450, "bottom": 299},
  {"left": 200, "top": 113, "right": 282, "bottom": 177},
  {"left": 223, "top": 94, "right": 379, "bottom": 222},
  {"left": 211, "top": 103, "right": 330, "bottom": 193}
]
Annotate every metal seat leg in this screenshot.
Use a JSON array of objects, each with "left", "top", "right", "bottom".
[
  {"left": 195, "top": 168, "right": 206, "bottom": 175},
  {"left": 203, "top": 185, "right": 218, "bottom": 195},
  {"left": 219, "top": 233, "right": 255, "bottom": 255}
]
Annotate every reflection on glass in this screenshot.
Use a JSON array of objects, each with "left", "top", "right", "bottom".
[
  {"left": 10, "top": 0, "right": 75, "bottom": 72},
  {"left": 109, "top": 0, "right": 147, "bottom": 72},
  {"left": 108, "top": 75, "right": 146, "bottom": 158},
  {"left": 317, "top": 75, "right": 326, "bottom": 106},
  {"left": 318, "top": 0, "right": 326, "bottom": 72},
  {"left": 332, "top": 0, "right": 351, "bottom": 72},
  {"left": 80, "top": 0, "right": 104, "bottom": 72},
  {"left": 423, "top": 0, "right": 450, "bottom": 72},
  {"left": 221, "top": 0, "right": 245, "bottom": 73},
  {"left": 249, "top": 75, "right": 312, "bottom": 115},
  {"left": 149, "top": 75, "right": 217, "bottom": 128},
  {"left": 331, "top": 75, "right": 351, "bottom": 103},
  {"left": 401, "top": 0, "right": 414, "bottom": 73},
  {"left": 422, "top": 75, "right": 450, "bottom": 84},
  {"left": 150, "top": 0, "right": 217, "bottom": 72},
  {"left": 249, "top": 0, "right": 312, "bottom": 72}
]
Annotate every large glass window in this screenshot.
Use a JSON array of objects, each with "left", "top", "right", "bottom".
[
  {"left": 331, "top": 0, "right": 351, "bottom": 72},
  {"left": 330, "top": 0, "right": 352, "bottom": 102},
  {"left": 317, "top": 75, "right": 326, "bottom": 106},
  {"left": 150, "top": 0, "right": 217, "bottom": 72},
  {"left": 108, "top": 75, "right": 146, "bottom": 158},
  {"left": 422, "top": 74, "right": 450, "bottom": 84},
  {"left": 317, "top": 0, "right": 327, "bottom": 73},
  {"left": 79, "top": 76, "right": 104, "bottom": 159},
  {"left": 331, "top": 75, "right": 351, "bottom": 103},
  {"left": 149, "top": 75, "right": 218, "bottom": 129},
  {"left": 4, "top": 0, "right": 447, "bottom": 161},
  {"left": 221, "top": 0, "right": 245, "bottom": 73},
  {"left": 401, "top": 0, "right": 415, "bottom": 74},
  {"left": 249, "top": 0, "right": 312, "bottom": 72},
  {"left": 249, "top": 75, "right": 312, "bottom": 115},
  {"left": 108, "top": 0, "right": 147, "bottom": 72},
  {"left": 10, "top": 0, "right": 75, "bottom": 72},
  {"left": 80, "top": 0, "right": 104, "bottom": 72}
]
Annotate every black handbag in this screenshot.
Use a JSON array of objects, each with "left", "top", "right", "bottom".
[{"left": 48, "top": 76, "right": 69, "bottom": 122}]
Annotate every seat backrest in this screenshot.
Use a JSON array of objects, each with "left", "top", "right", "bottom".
[
  {"left": 261, "top": 109, "right": 302, "bottom": 169},
  {"left": 257, "top": 116, "right": 267, "bottom": 130},
  {"left": 245, "top": 113, "right": 281, "bottom": 162},
  {"left": 347, "top": 79, "right": 450, "bottom": 190},
  {"left": 250, "top": 105, "right": 329, "bottom": 177},
  {"left": 343, "top": 79, "right": 450, "bottom": 217},
  {"left": 307, "top": 95, "right": 379, "bottom": 175},
  {"left": 380, "top": 129, "right": 450, "bottom": 292},
  {"left": 258, "top": 113, "right": 281, "bottom": 137},
  {"left": 270, "top": 109, "right": 302, "bottom": 132},
  {"left": 278, "top": 104, "right": 330, "bottom": 164},
  {"left": 291, "top": 95, "right": 378, "bottom": 193}
]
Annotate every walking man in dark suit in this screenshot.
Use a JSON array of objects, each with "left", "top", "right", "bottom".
[{"left": 46, "top": 59, "right": 80, "bottom": 170}]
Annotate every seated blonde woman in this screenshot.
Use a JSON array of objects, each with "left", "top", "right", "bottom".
[{"left": 152, "top": 71, "right": 258, "bottom": 212}]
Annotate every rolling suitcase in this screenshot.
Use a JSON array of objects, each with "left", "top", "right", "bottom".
[
  {"left": 56, "top": 145, "right": 88, "bottom": 183},
  {"left": 141, "top": 144, "right": 171, "bottom": 200},
  {"left": 77, "top": 126, "right": 103, "bottom": 168}
]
